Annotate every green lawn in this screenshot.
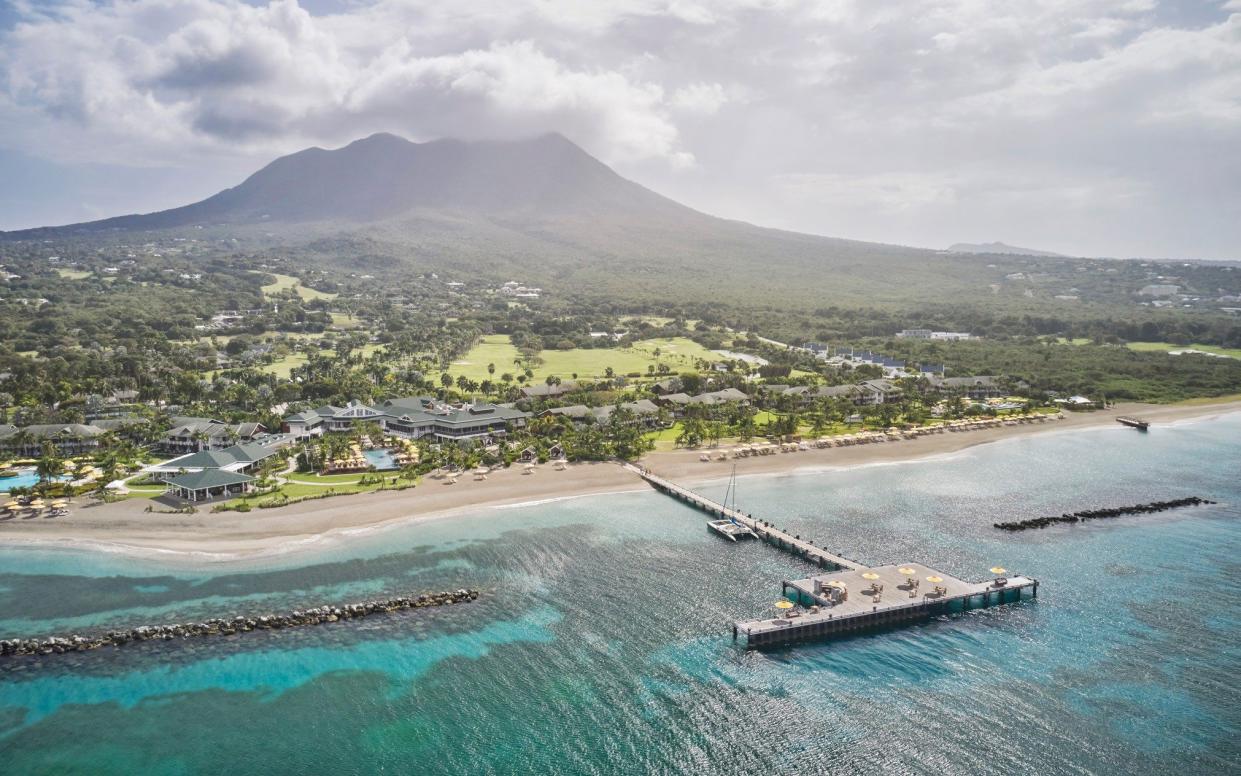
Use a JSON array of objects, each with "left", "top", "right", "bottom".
[
  {"left": 55, "top": 268, "right": 92, "bottom": 280},
  {"left": 256, "top": 344, "right": 385, "bottom": 377},
  {"left": 259, "top": 353, "right": 310, "bottom": 378},
  {"left": 1126, "top": 342, "right": 1241, "bottom": 359},
  {"left": 443, "top": 335, "right": 721, "bottom": 383},
  {"left": 283, "top": 472, "right": 366, "bottom": 485},
  {"left": 259, "top": 272, "right": 338, "bottom": 301}
]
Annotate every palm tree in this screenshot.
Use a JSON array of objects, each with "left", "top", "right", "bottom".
[
  {"left": 35, "top": 441, "right": 63, "bottom": 494},
  {"left": 11, "top": 428, "right": 35, "bottom": 458}
]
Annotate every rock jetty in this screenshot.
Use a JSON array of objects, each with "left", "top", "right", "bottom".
[
  {"left": 0, "top": 589, "right": 479, "bottom": 659},
  {"left": 994, "top": 497, "right": 1216, "bottom": 532}
]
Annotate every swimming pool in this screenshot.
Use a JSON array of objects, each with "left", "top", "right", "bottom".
[
  {"left": 362, "top": 449, "right": 398, "bottom": 471},
  {"left": 0, "top": 469, "right": 71, "bottom": 492}
]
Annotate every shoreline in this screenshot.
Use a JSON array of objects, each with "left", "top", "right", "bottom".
[{"left": 1, "top": 400, "right": 1237, "bottom": 565}]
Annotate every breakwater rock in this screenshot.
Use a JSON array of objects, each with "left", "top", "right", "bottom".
[
  {"left": 0, "top": 589, "right": 479, "bottom": 659},
  {"left": 994, "top": 497, "right": 1216, "bottom": 532}
]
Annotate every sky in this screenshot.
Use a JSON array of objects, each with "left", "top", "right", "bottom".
[{"left": 1, "top": 0, "right": 1239, "bottom": 260}]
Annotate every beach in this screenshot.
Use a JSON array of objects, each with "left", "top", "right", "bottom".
[{"left": 1, "top": 399, "right": 1237, "bottom": 562}]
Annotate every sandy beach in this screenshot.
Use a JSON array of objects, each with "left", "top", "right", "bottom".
[{"left": 1, "top": 400, "right": 1237, "bottom": 563}]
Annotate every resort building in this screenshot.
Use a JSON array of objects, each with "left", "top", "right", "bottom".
[
  {"left": 930, "top": 376, "right": 1005, "bottom": 400},
  {"left": 857, "top": 379, "right": 903, "bottom": 405},
  {"left": 0, "top": 423, "right": 109, "bottom": 457},
  {"left": 542, "top": 399, "right": 662, "bottom": 428},
  {"left": 142, "top": 442, "right": 284, "bottom": 483},
  {"left": 283, "top": 397, "right": 529, "bottom": 442},
  {"left": 159, "top": 418, "right": 268, "bottom": 453}
]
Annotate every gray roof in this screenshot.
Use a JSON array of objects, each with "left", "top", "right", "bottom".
[
  {"left": 687, "top": 388, "right": 749, "bottom": 404},
  {"left": 0, "top": 423, "right": 107, "bottom": 441},
  {"left": 291, "top": 397, "right": 529, "bottom": 429},
  {"left": 163, "top": 443, "right": 280, "bottom": 470},
  {"left": 520, "top": 381, "right": 578, "bottom": 398},
  {"left": 165, "top": 470, "right": 255, "bottom": 490},
  {"left": 815, "top": 385, "right": 859, "bottom": 398},
  {"left": 936, "top": 376, "right": 1000, "bottom": 388}
]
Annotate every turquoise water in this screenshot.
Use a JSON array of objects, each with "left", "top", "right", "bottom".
[
  {"left": 1, "top": 416, "right": 1239, "bottom": 774},
  {"left": 363, "top": 449, "right": 397, "bottom": 470},
  {"left": 0, "top": 470, "right": 70, "bottom": 492}
]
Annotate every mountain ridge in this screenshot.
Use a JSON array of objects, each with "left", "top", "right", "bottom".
[
  {"left": 948, "top": 241, "right": 1066, "bottom": 258},
  {"left": 1, "top": 132, "right": 706, "bottom": 236}
]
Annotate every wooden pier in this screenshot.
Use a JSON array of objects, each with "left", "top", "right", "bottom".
[
  {"left": 626, "top": 464, "right": 862, "bottom": 571},
  {"left": 1116, "top": 416, "right": 1150, "bottom": 431},
  {"left": 628, "top": 463, "right": 1037, "bottom": 649}
]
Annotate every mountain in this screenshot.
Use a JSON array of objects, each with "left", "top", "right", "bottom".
[
  {"left": 5, "top": 133, "right": 699, "bottom": 234},
  {"left": 948, "top": 241, "right": 1066, "bottom": 258},
  {"left": 2, "top": 133, "right": 1003, "bottom": 306}
]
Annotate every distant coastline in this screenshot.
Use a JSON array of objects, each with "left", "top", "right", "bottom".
[{"left": 1, "top": 399, "right": 1237, "bottom": 565}]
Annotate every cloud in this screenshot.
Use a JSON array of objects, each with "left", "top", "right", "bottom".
[
  {"left": 0, "top": 0, "right": 690, "bottom": 166},
  {"left": 671, "top": 82, "right": 728, "bottom": 114},
  {"left": 0, "top": 0, "right": 1238, "bottom": 256}
]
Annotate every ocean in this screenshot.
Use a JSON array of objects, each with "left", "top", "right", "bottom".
[{"left": 1, "top": 415, "right": 1238, "bottom": 774}]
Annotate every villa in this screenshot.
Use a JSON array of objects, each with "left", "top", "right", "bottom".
[
  {"left": 283, "top": 397, "right": 529, "bottom": 442},
  {"left": 159, "top": 418, "right": 268, "bottom": 453}
]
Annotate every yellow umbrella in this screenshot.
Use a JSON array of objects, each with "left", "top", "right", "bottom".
[
  {"left": 926, "top": 576, "right": 943, "bottom": 583},
  {"left": 827, "top": 580, "right": 848, "bottom": 589},
  {"left": 62, "top": 460, "right": 78, "bottom": 470},
  {"left": 774, "top": 600, "right": 794, "bottom": 610},
  {"left": 28, "top": 499, "right": 45, "bottom": 509},
  {"left": 989, "top": 566, "right": 1007, "bottom": 575},
  {"left": 898, "top": 566, "right": 916, "bottom": 575},
  {"left": 861, "top": 572, "right": 880, "bottom": 580},
  {"left": 4, "top": 500, "right": 19, "bottom": 509},
  {"left": 50, "top": 500, "right": 67, "bottom": 507}
]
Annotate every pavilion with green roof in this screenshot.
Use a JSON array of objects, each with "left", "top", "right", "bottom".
[{"left": 164, "top": 470, "right": 256, "bottom": 502}]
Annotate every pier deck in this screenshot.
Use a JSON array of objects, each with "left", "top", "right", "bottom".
[{"left": 735, "top": 564, "right": 1036, "bottom": 648}]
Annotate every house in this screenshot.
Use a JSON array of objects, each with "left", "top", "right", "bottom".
[
  {"left": 108, "top": 389, "right": 140, "bottom": 405},
  {"left": 656, "top": 392, "right": 692, "bottom": 408},
  {"left": 0, "top": 423, "right": 109, "bottom": 456},
  {"left": 932, "top": 376, "right": 1004, "bottom": 400},
  {"left": 160, "top": 418, "right": 267, "bottom": 453},
  {"left": 284, "top": 397, "right": 529, "bottom": 442},
  {"left": 142, "top": 442, "right": 284, "bottom": 483},
  {"left": 650, "top": 377, "right": 683, "bottom": 395}
]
